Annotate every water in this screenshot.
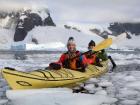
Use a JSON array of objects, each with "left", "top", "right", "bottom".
[
  {"left": 0, "top": 51, "right": 61, "bottom": 71},
  {"left": 0, "top": 50, "right": 140, "bottom": 105}
]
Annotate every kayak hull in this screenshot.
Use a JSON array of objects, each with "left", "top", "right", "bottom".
[{"left": 1, "top": 60, "right": 108, "bottom": 90}]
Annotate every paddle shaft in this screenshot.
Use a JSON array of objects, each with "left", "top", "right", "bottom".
[
  {"left": 70, "top": 50, "right": 97, "bottom": 60},
  {"left": 70, "top": 38, "right": 112, "bottom": 60}
]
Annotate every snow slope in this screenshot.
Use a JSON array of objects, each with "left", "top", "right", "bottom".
[
  {"left": 26, "top": 26, "right": 103, "bottom": 51},
  {"left": 109, "top": 33, "right": 140, "bottom": 50},
  {"left": 0, "top": 28, "right": 14, "bottom": 49},
  {"left": 117, "top": 35, "right": 140, "bottom": 49},
  {"left": 61, "top": 22, "right": 105, "bottom": 35},
  {"left": 0, "top": 29, "right": 14, "bottom": 44},
  {"left": 0, "top": 25, "right": 103, "bottom": 50}
]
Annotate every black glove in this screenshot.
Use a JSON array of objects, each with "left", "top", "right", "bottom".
[{"left": 49, "top": 63, "right": 62, "bottom": 70}]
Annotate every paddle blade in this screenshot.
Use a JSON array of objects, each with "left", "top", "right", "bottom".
[{"left": 93, "top": 38, "right": 112, "bottom": 51}]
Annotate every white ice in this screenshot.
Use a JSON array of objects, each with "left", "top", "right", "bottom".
[
  {"left": 108, "top": 53, "right": 140, "bottom": 65},
  {"left": 26, "top": 42, "right": 65, "bottom": 50},
  {"left": 6, "top": 88, "right": 117, "bottom": 105}
]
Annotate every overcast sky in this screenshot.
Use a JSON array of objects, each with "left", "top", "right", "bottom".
[{"left": 0, "top": 0, "right": 140, "bottom": 24}]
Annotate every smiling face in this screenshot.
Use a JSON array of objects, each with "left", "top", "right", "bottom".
[{"left": 67, "top": 43, "right": 76, "bottom": 53}]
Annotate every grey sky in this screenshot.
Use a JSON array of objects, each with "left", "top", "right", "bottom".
[{"left": 0, "top": 0, "right": 140, "bottom": 23}]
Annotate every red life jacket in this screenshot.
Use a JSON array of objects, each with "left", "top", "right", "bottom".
[
  {"left": 58, "top": 51, "right": 87, "bottom": 70},
  {"left": 86, "top": 54, "right": 96, "bottom": 64}
]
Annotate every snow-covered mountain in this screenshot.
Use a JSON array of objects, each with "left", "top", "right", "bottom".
[
  {"left": 0, "top": 4, "right": 139, "bottom": 51},
  {"left": 0, "top": 6, "right": 104, "bottom": 51},
  {"left": 0, "top": 6, "right": 56, "bottom": 43}
]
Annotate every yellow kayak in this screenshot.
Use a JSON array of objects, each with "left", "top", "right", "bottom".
[{"left": 1, "top": 60, "right": 108, "bottom": 90}]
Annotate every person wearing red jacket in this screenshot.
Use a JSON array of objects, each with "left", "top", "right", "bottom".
[
  {"left": 85, "top": 40, "right": 103, "bottom": 67},
  {"left": 49, "top": 37, "right": 87, "bottom": 72},
  {"left": 86, "top": 40, "right": 96, "bottom": 65}
]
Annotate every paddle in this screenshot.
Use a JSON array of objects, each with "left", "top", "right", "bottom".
[
  {"left": 71, "top": 38, "right": 117, "bottom": 72},
  {"left": 71, "top": 38, "right": 113, "bottom": 60},
  {"left": 93, "top": 38, "right": 112, "bottom": 51}
]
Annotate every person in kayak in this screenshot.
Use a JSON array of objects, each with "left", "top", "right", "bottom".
[
  {"left": 85, "top": 40, "right": 107, "bottom": 67},
  {"left": 86, "top": 40, "right": 117, "bottom": 70},
  {"left": 85, "top": 40, "right": 96, "bottom": 65},
  {"left": 49, "top": 37, "right": 87, "bottom": 72}
]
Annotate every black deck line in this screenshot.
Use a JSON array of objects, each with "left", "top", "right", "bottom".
[
  {"left": 35, "top": 70, "right": 49, "bottom": 79},
  {"left": 3, "top": 71, "right": 85, "bottom": 81}
]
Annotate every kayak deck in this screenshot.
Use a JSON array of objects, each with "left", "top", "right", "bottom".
[{"left": 1, "top": 60, "right": 108, "bottom": 90}]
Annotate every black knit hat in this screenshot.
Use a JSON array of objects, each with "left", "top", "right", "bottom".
[{"left": 88, "top": 40, "right": 96, "bottom": 47}]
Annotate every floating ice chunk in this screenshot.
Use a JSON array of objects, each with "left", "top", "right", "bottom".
[
  {"left": 86, "top": 78, "right": 99, "bottom": 84},
  {"left": 98, "top": 81, "right": 113, "bottom": 87},
  {"left": 7, "top": 88, "right": 72, "bottom": 99},
  {"left": 7, "top": 88, "right": 117, "bottom": 105},
  {"left": 130, "top": 71, "right": 140, "bottom": 78},
  {"left": 126, "top": 81, "right": 140, "bottom": 90},
  {"left": 84, "top": 84, "right": 96, "bottom": 93},
  {"left": 84, "top": 84, "right": 95, "bottom": 91},
  {"left": 0, "top": 99, "right": 8, "bottom": 105},
  {"left": 95, "top": 90, "right": 107, "bottom": 95},
  {"left": 120, "top": 100, "right": 137, "bottom": 105},
  {"left": 123, "top": 76, "right": 136, "bottom": 82},
  {"left": 112, "top": 73, "right": 127, "bottom": 82},
  {"left": 117, "top": 88, "right": 138, "bottom": 99}
]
